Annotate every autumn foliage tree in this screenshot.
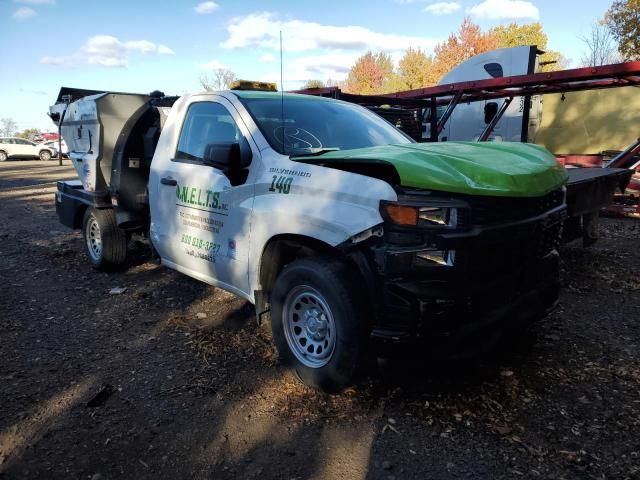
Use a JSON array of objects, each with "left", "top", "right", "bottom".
[
  {"left": 398, "top": 47, "right": 437, "bottom": 89},
  {"left": 344, "top": 51, "right": 402, "bottom": 94},
  {"left": 605, "top": 0, "right": 640, "bottom": 60},
  {"left": 431, "top": 17, "right": 499, "bottom": 80},
  {"left": 302, "top": 79, "right": 325, "bottom": 89},
  {"left": 342, "top": 18, "right": 567, "bottom": 94},
  {"left": 490, "top": 22, "right": 566, "bottom": 71}
]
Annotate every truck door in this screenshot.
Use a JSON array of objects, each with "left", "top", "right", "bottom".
[{"left": 153, "top": 99, "right": 255, "bottom": 297}]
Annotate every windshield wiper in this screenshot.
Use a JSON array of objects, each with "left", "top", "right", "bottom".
[{"left": 289, "top": 147, "right": 340, "bottom": 158}]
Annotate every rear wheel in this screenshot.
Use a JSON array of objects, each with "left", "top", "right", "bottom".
[
  {"left": 270, "top": 257, "right": 368, "bottom": 392},
  {"left": 82, "top": 207, "right": 127, "bottom": 269},
  {"left": 0, "top": 151, "right": 7, "bottom": 162},
  {"left": 39, "top": 149, "right": 51, "bottom": 161}
]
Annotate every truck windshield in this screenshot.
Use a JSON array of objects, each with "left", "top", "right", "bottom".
[{"left": 237, "top": 96, "right": 414, "bottom": 155}]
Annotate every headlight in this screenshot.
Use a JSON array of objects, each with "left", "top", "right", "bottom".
[
  {"left": 416, "top": 249, "right": 455, "bottom": 266},
  {"left": 419, "top": 207, "right": 457, "bottom": 228},
  {"left": 382, "top": 202, "right": 458, "bottom": 228}
]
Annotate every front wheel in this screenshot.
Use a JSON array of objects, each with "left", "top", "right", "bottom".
[
  {"left": 270, "top": 257, "right": 368, "bottom": 392},
  {"left": 39, "top": 149, "right": 51, "bottom": 161},
  {"left": 82, "top": 207, "right": 128, "bottom": 269}
]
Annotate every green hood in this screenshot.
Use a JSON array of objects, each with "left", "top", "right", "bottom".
[{"left": 295, "top": 142, "right": 568, "bottom": 198}]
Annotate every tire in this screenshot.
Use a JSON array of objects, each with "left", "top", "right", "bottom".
[
  {"left": 39, "top": 149, "right": 52, "bottom": 161},
  {"left": 82, "top": 207, "right": 128, "bottom": 269},
  {"left": 270, "top": 257, "right": 368, "bottom": 392},
  {"left": 0, "top": 151, "right": 7, "bottom": 162}
]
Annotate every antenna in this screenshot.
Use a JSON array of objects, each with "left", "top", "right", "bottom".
[{"left": 280, "top": 30, "right": 285, "bottom": 155}]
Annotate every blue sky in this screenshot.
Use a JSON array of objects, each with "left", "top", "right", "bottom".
[{"left": 0, "top": 0, "right": 613, "bottom": 131}]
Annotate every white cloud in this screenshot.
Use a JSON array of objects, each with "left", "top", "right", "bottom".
[
  {"left": 290, "top": 53, "right": 358, "bottom": 78},
  {"left": 194, "top": 1, "right": 218, "bottom": 14},
  {"left": 14, "top": 0, "right": 55, "bottom": 4},
  {"left": 425, "top": 1, "right": 461, "bottom": 15},
  {"left": 200, "top": 59, "right": 226, "bottom": 70},
  {"left": 259, "top": 53, "right": 275, "bottom": 63},
  {"left": 123, "top": 39, "right": 157, "bottom": 54},
  {"left": 40, "top": 35, "right": 175, "bottom": 68},
  {"left": 260, "top": 53, "right": 361, "bottom": 87},
  {"left": 157, "top": 44, "right": 175, "bottom": 55},
  {"left": 221, "top": 12, "right": 438, "bottom": 53},
  {"left": 12, "top": 7, "right": 35, "bottom": 19},
  {"left": 467, "top": 0, "right": 539, "bottom": 20}
]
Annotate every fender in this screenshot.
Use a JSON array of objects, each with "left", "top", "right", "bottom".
[{"left": 247, "top": 154, "right": 398, "bottom": 298}]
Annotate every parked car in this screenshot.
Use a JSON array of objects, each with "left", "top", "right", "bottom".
[
  {"left": 43, "top": 142, "right": 59, "bottom": 157},
  {"left": 45, "top": 139, "right": 68, "bottom": 157},
  {"left": 0, "top": 137, "right": 56, "bottom": 161}
]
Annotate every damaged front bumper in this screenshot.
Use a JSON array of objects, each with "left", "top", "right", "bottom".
[{"left": 362, "top": 191, "right": 565, "bottom": 355}]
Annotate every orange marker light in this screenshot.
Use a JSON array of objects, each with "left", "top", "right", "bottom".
[{"left": 385, "top": 204, "right": 418, "bottom": 225}]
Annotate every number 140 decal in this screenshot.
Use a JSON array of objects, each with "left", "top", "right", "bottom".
[{"left": 269, "top": 175, "right": 293, "bottom": 194}]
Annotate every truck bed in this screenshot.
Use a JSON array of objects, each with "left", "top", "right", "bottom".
[{"left": 565, "top": 167, "right": 633, "bottom": 217}]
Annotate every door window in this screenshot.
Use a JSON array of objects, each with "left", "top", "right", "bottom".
[{"left": 175, "top": 102, "right": 240, "bottom": 163}]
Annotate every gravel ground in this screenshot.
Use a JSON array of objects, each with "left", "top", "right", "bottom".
[{"left": 0, "top": 160, "right": 638, "bottom": 480}]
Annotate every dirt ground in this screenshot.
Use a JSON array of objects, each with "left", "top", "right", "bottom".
[{"left": 0, "top": 160, "right": 639, "bottom": 480}]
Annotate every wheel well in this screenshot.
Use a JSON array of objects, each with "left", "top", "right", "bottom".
[{"left": 258, "top": 234, "right": 340, "bottom": 297}]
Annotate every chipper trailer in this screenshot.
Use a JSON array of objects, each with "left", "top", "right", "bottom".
[{"left": 51, "top": 82, "right": 582, "bottom": 391}]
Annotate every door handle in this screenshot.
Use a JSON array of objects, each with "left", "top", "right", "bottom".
[{"left": 161, "top": 177, "right": 177, "bottom": 186}]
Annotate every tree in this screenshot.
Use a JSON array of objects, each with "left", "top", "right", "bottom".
[
  {"left": 200, "top": 68, "right": 238, "bottom": 91},
  {"left": 0, "top": 118, "right": 17, "bottom": 137},
  {"left": 605, "top": 0, "right": 640, "bottom": 60},
  {"left": 16, "top": 128, "right": 40, "bottom": 141},
  {"left": 490, "top": 22, "right": 565, "bottom": 71},
  {"left": 344, "top": 51, "right": 388, "bottom": 94},
  {"left": 431, "top": 18, "right": 500, "bottom": 80},
  {"left": 580, "top": 20, "right": 621, "bottom": 66},
  {"left": 302, "top": 79, "right": 325, "bottom": 89},
  {"left": 398, "top": 47, "right": 437, "bottom": 89},
  {"left": 344, "top": 51, "right": 406, "bottom": 94},
  {"left": 324, "top": 77, "right": 341, "bottom": 88}
]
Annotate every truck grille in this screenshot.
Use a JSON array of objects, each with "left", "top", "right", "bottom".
[{"left": 469, "top": 189, "right": 564, "bottom": 226}]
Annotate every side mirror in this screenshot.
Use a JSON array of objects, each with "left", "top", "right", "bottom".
[
  {"left": 203, "top": 142, "right": 240, "bottom": 170},
  {"left": 203, "top": 138, "right": 252, "bottom": 171}
]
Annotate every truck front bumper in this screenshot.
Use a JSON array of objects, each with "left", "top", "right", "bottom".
[{"left": 368, "top": 208, "right": 563, "bottom": 355}]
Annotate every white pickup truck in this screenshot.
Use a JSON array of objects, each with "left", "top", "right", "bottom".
[{"left": 50, "top": 82, "right": 568, "bottom": 392}]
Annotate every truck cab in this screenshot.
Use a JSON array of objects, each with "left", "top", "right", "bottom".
[{"left": 52, "top": 83, "right": 568, "bottom": 392}]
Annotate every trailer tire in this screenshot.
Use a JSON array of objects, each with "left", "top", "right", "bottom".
[
  {"left": 39, "top": 149, "right": 52, "bottom": 161},
  {"left": 0, "top": 151, "right": 7, "bottom": 162},
  {"left": 270, "top": 257, "right": 368, "bottom": 393},
  {"left": 82, "top": 207, "right": 128, "bottom": 269}
]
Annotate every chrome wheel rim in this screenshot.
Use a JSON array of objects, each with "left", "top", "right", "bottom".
[
  {"left": 86, "top": 216, "right": 102, "bottom": 261},
  {"left": 283, "top": 285, "right": 336, "bottom": 369},
  {"left": 41, "top": 151, "right": 50, "bottom": 161}
]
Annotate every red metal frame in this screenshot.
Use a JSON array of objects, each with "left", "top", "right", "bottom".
[{"left": 296, "top": 61, "right": 640, "bottom": 105}]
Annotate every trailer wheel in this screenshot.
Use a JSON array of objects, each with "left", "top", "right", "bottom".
[
  {"left": 82, "top": 207, "right": 127, "bottom": 269},
  {"left": 270, "top": 257, "right": 368, "bottom": 393},
  {"left": 0, "top": 151, "right": 7, "bottom": 162},
  {"left": 39, "top": 149, "right": 52, "bottom": 161}
]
